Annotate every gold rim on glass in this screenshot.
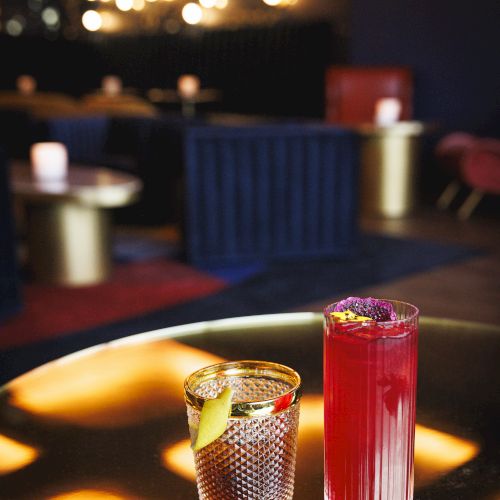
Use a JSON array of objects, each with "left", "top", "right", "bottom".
[{"left": 184, "top": 360, "right": 302, "bottom": 418}]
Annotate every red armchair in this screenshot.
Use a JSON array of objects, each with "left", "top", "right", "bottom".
[
  {"left": 325, "top": 66, "right": 414, "bottom": 126},
  {"left": 457, "top": 138, "right": 500, "bottom": 219},
  {"left": 435, "top": 133, "right": 500, "bottom": 218},
  {"left": 435, "top": 132, "right": 478, "bottom": 210}
]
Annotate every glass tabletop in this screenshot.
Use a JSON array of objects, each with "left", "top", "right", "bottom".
[{"left": 0, "top": 313, "right": 499, "bottom": 499}]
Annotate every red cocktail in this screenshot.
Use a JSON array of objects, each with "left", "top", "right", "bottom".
[{"left": 324, "top": 299, "right": 419, "bottom": 500}]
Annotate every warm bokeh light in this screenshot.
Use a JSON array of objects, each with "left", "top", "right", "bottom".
[
  {"left": 162, "top": 439, "right": 195, "bottom": 482},
  {"left": 414, "top": 424, "right": 480, "bottom": 486},
  {"left": 262, "top": 0, "right": 281, "bottom": 5},
  {"left": 199, "top": 0, "right": 217, "bottom": 8},
  {"left": 82, "top": 10, "right": 102, "bottom": 31},
  {"left": 0, "top": 434, "right": 39, "bottom": 475},
  {"left": 41, "top": 7, "right": 60, "bottom": 26},
  {"left": 101, "top": 75, "right": 123, "bottom": 96},
  {"left": 214, "top": 0, "right": 228, "bottom": 9},
  {"left": 16, "top": 74, "right": 37, "bottom": 95},
  {"left": 48, "top": 489, "right": 131, "bottom": 500},
  {"left": 182, "top": 3, "right": 203, "bottom": 24},
  {"left": 116, "top": 0, "right": 134, "bottom": 11},
  {"left": 8, "top": 340, "right": 224, "bottom": 427},
  {"left": 132, "top": 0, "right": 146, "bottom": 10},
  {"left": 6, "top": 17, "right": 25, "bottom": 36},
  {"left": 177, "top": 74, "right": 201, "bottom": 99}
]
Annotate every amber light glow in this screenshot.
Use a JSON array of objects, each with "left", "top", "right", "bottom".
[
  {"left": 48, "top": 489, "right": 131, "bottom": 500},
  {"left": 8, "top": 340, "right": 223, "bottom": 427},
  {"left": 414, "top": 424, "right": 480, "bottom": 486},
  {"left": 0, "top": 434, "right": 39, "bottom": 475}
]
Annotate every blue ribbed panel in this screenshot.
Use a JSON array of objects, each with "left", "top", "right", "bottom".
[
  {"left": 47, "top": 116, "right": 110, "bottom": 164},
  {"left": 184, "top": 124, "right": 360, "bottom": 265}
]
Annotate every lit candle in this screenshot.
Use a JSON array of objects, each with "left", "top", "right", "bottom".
[
  {"left": 374, "top": 97, "right": 402, "bottom": 126},
  {"left": 30, "top": 142, "right": 68, "bottom": 183},
  {"left": 177, "top": 74, "right": 200, "bottom": 100},
  {"left": 16, "top": 75, "right": 37, "bottom": 96},
  {"left": 101, "top": 75, "right": 123, "bottom": 97}
]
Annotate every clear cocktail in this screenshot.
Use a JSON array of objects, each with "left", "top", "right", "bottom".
[
  {"left": 324, "top": 298, "right": 419, "bottom": 500},
  {"left": 184, "top": 360, "right": 301, "bottom": 500}
]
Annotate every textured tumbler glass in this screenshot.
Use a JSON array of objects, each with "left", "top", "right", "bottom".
[
  {"left": 324, "top": 300, "right": 419, "bottom": 500},
  {"left": 184, "top": 360, "right": 302, "bottom": 500}
]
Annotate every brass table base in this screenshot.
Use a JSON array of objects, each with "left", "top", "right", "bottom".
[
  {"left": 25, "top": 201, "right": 111, "bottom": 286},
  {"left": 359, "top": 122, "right": 425, "bottom": 218}
]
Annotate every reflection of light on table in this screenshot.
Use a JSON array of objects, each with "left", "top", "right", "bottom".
[
  {"left": 162, "top": 438, "right": 195, "bottom": 482},
  {"left": 0, "top": 434, "right": 39, "bottom": 475},
  {"left": 9, "top": 340, "right": 223, "bottom": 427},
  {"left": 414, "top": 424, "right": 480, "bottom": 486},
  {"left": 48, "top": 489, "right": 131, "bottom": 500}
]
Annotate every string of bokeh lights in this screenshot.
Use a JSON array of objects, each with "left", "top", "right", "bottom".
[{"left": 1, "top": 0, "right": 297, "bottom": 38}]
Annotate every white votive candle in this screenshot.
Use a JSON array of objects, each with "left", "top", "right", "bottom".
[
  {"left": 374, "top": 97, "right": 402, "bottom": 126},
  {"left": 30, "top": 142, "right": 68, "bottom": 183},
  {"left": 16, "top": 75, "right": 37, "bottom": 96},
  {"left": 177, "top": 74, "right": 200, "bottom": 100},
  {"left": 102, "top": 75, "right": 123, "bottom": 96}
]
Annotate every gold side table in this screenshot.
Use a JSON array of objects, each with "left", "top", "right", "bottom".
[
  {"left": 357, "top": 121, "right": 426, "bottom": 218},
  {"left": 11, "top": 163, "right": 142, "bottom": 286}
]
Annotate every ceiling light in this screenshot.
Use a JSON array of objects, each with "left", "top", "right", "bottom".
[
  {"left": 82, "top": 10, "right": 102, "bottom": 31},
  {"left": 199, "top": 0, "right": 216, "bottom": 8},
  {"left": 182, "top": 3, "right": 203, "bottom": 24},
  {"left": 41, "top": 7, "right": 60, "bottom": 26},
  {"left": 116, "top": 0, "right": 133, "bottom": 11}
]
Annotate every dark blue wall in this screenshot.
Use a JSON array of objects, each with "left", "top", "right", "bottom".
[{"left": 350, "top": 0, "right": 500, "bottom": 136}]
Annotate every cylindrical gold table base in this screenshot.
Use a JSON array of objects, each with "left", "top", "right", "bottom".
[
  {"left": 359, "top": 122, "right": 424, "bottom": 218},
  {"left": 25, "top": 202, "right": 111, "bottom": 286}
]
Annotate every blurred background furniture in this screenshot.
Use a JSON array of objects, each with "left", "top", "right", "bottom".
[
  {"left": 435, "top": 133, "right": 500, "bottom": 219},
  {"left": 0, "top": 108, "right": 35, "bottom": 160},
  {"left": 80, "top": 93, "right": 158, "bottom": 118},
  {"left": 0, "top": 91, "right": 81, "bottom": 118},
  {"left": 38, "top": 115, "right": 111, "bottom": 166},
  {"left": 11, "top": 163, "right": 142, "bottom": 286},
  {"left": 0, "top": 150, "right": 23, "bottom": 322},
  {"left": 183, "top": 123, "right": 360, "bottom": 265},
  {"left": 457, "top": 138, "right": 500, "bottom": 219},
  {"left": 323, "top": 65, "right": 422, "bottom": 218},
  {"left": 357, "top": 121, "right": 426, "bottom": 218},
  {"left": 324, "top": 66, "right": 413, "bottom": 126},
  {"left": 435, "top": 132, "right": 478, "bottom": 210}
]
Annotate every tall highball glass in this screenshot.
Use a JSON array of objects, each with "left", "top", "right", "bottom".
[{"left": 323, "top": 300, "right": 419, "bottom": 499}]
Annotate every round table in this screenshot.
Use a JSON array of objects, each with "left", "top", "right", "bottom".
[
  {"left": 11, "top": 163, "right": 142, "bottom": 286},
  {"left": 0, "top": 313, "right": 498, "bottom": 499}
]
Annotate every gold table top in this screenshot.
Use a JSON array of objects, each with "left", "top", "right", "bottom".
[
  {"left": 0, "top": 313, "right": 499, "bottom": 499},
  {"left": 10, "top": 162, "right": 142, "bottom": 208}
]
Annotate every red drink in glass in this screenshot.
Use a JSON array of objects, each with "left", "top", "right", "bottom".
[{"left": 323, "top": 300, "right": 419, "bottom": 500}]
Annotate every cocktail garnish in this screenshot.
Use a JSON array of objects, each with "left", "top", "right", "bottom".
[
  {"left": 334, "top": 297, "right": 397, "bottom": 322},
  {"left": 330, "top": 310, "right": 373, "bottom": 322},
  {"left": 192, "top": 386, "right": 233, "bottom": 452}
]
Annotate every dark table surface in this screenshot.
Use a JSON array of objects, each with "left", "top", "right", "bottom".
[{"left": 0, "top": 313, "right": 498, "bottom": 499}]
